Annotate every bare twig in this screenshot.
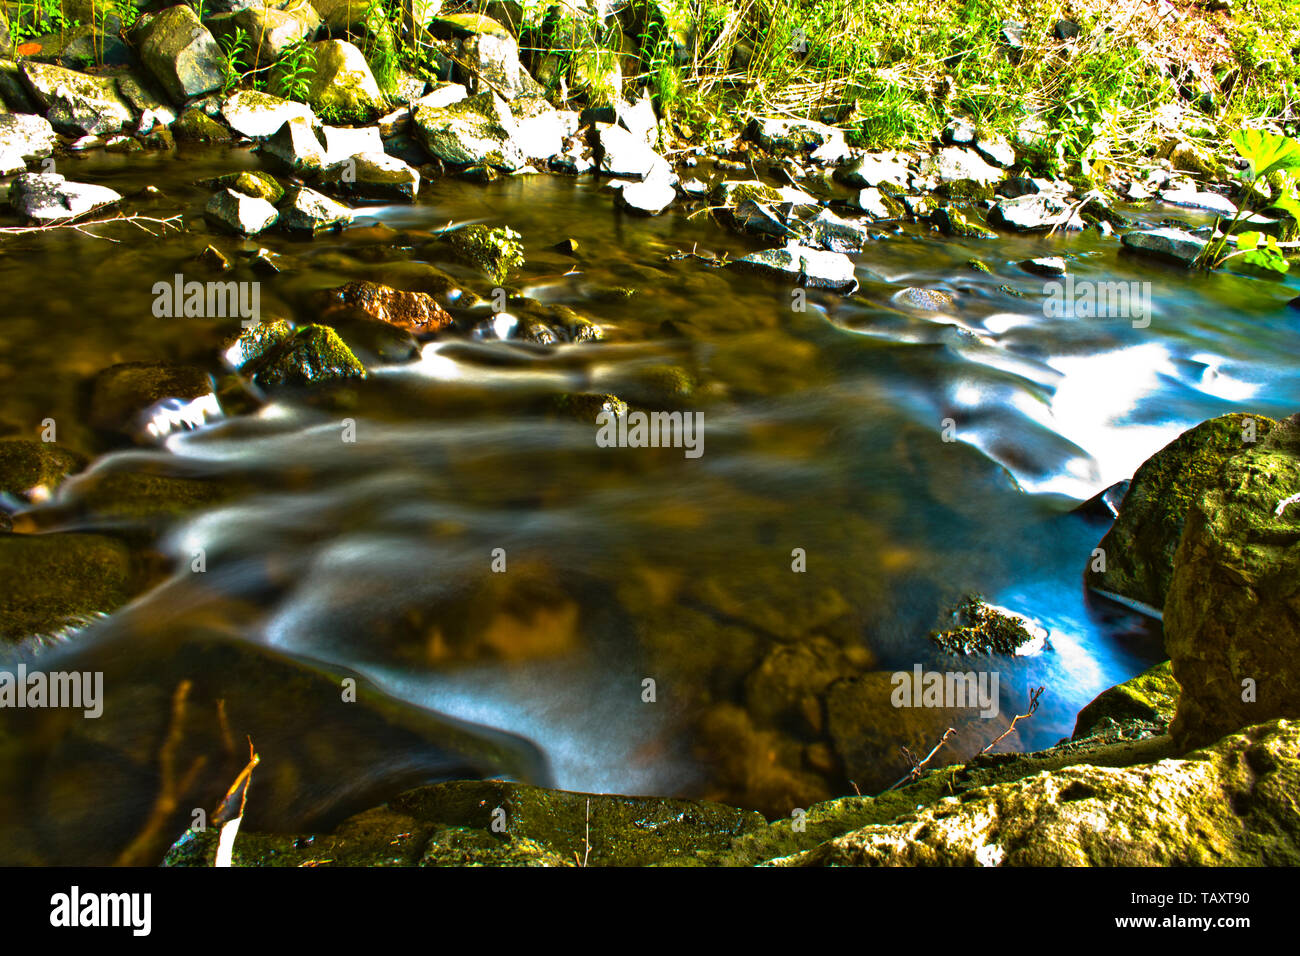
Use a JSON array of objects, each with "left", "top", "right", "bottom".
[
  {"left": 979, "top": 686, "right": 1045, "bottom": 755},
  {"left": 882, "top": 727, "right": 958, "bottom": 793},
  {"left": 0, "top": 212, "right": 184, "bottom": 243}
]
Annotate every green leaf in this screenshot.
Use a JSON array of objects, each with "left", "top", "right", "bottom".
[
  {"left": 1267, "top": 190, "right": 1300, "bottom": 222},
  {"left": 1237, "top": 231, "right": 1261, "bottom": 251},
  {"left": 1230, "top": 129, "right": 1300, "bottom": 180}
]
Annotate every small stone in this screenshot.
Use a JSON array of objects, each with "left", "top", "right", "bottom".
[{"left": 204, "top": 188, "right": 280, "bottom": 236}]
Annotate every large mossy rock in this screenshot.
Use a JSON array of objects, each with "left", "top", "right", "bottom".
[
  {"left": 0, "top": 532, "right": 134, "bottom": 643},
  {"left": 430, "top": 13, "right": 542, "bottom": 101},
  {"left": 413, "top": 90, "right": 525, "bottom": 171},
  {"left": 132, "top": 5, "right": 226, "bottom": 104},
  {"left": 302, "top": 40, "right": 386, "bottom": 124},
  {"left": 241, "top": 323, "right": 367, "bottom": 387},
  {"left": 775, "top": 719, "right": 1300, "bottom": 865},
  {"left": 1072, "top": 660, "right": 1179, "bottom": 739},
  {"left": 18, "top": 61, "right": 134, "bottom": 135},
  {"left": 1166, "top": 412, "right": 1300, "bottom": 749},
  {"left": 165, "top": 780, "right": 766, "bottom": 867},
  {"left": 1086, "top": 413, "right": 1274, "bottom": 613}
]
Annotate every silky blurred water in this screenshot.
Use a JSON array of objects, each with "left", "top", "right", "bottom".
[{"left": 2, "top": 143, "right": 1298, "bottom": 859}]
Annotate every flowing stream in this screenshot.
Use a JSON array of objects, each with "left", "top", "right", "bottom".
[{"left": 2, "top": 142, "right": 1299, "bottom": 863}]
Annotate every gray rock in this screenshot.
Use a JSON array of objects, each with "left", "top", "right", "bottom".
[
  {"left": 430, "top": 13, "right": 542, "bottom": 100},
  {"left": 733, "top": 241, "right": 858, "bottom": 292},
  {"left": 1159, "top": 187, "right": 1237, "bottom": 218},
  {"left": 262, "top": 115, "right": 328, "bottom": 172},
  {"left": 799, "top": 207, "right": 871, "bottom": 253},
  {"left": 8, "top": 171, "right": 122, "bottom": 222},
  {"left": 747, "top": 116, "right": 849, "bottom": 163},
  {"left": 974, "top": 132, "right": 1015, "bottom": 167},
  {"left": 1020, "top": 256, "right": 1068, "bottom": 277},
  {"left": 411, "top": 82, "right": 469, "bottom": 111},
  {"left": 277, "top": 185, "right": 353, "bottom": 233},
  {"left": 414, "top": 91, "right": 525, "bottom": 171},
  {"left": 834, "top": 152, "right": 910, "bottom": 189},
  {"left": 510, "top": 95, "right": 572, "bottom": 162},
  {"left": 942, "top": 117, "right": 976, "bottom": 146},
  {"left": 133, "top": 5, "right": 226, "bottom": 103},
  {"left": 1120, "top": 227, "right": 1209, "bottom": 267},
  {"left": 221, "top": 0, "right": 321, "bottom": 68},
  {"left": 990, "top": 193, "right": 1083, "bottom": 232},
  {"left": 319, "top": 123, "right": 385, "bottom": 163},
  {"left": 115, "top": 72, "right": 177, "bottom": 130},
  {"left": 205, "top": 188, "right": 280, "bottom": 235},
  {"left": 0, "top": 112, "right": 58, "bottom": 160},
  {"left": 616, "top": 173, "right": 675, "bottom": 215},
  {"left": 222, "top": 89, "right": 315, "bottom": 139},
  {"left": 595, "top": 123, "right": 672, "bottom": 181},
  {"left": 923, "top": 146, "right": 1003, "bottom": 185},
  {"left": 19, "top": 61, "right": 135, "bottom": 136},
  {"left": 317, "top": 150, "right": 420, "bottom": 202},
  {"left": 854, "top": 186, "right": 904, "bottom": 219}
]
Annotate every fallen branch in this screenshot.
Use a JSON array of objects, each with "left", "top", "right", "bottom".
[
  {"left": 0, "top": 211, "right": 184, "bottom": 243},
  {"left": 881, "top": 727, "right": 958, "bottom": 793},
  {"left": 979, "top": 686, "right": 1045, "bottom": 755}
]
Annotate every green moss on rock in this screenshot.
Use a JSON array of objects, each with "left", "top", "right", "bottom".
[
  {"left": 0, "top": 532, "right": 133, "bottom": 643},
  {"left": 0, "top": 439, "right": 85, "bottom": 498},
  {"left": 1087, "top": 412, "right": 1275, "bottom": 612},
  {"left": 444, "top": 225, "right": 524, "bottom": 284},
  {"left": 1073, "top": 660, "right": 1179, "bottom": 739},
  {"left": 206, "top": 171, "right": 284, "bottom": 203},
  {"left": 244, "top": 324, "right": 368, "bottom": 387}
]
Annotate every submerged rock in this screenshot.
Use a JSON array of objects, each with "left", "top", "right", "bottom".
[
  {"left": 243, "top": 324, "right": 367, "bottom": 387},
  {"left": 1087, "top": 413, "right": 1272, "bottom": 614},
  {"left": 0, "top": 439, "right": 85, "bottom": 500},
  {"left": 0, "top": 532, "right": 134, "bottom": 644},
  {"left": 316, "top": 281, "right": 453, "bottom": 333},
  {"left": 8, "top": 172, "right": 122, "bottom": 222},
  {"left": 1166, "top": 413, "right": 1300, "bottom": 748},
  {"left": 88, "top": 361, "right": 215, "bottom": 434},
  {"left": 166, "top": 779, "right": 764, "bottom": 867},
  {"left": 443, "top": 224, "right": 524, "bottom": 283}
]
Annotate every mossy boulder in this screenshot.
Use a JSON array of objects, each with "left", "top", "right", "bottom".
[
  {"left": 1086, "top": 413, "right": 1274, "bottom": 613},
  {"left": 443, "top": 224, "right": 524, "bottom": 284},
  {"left": 18, "top": 61, "right": 134, "bottom": 136},
  {"left": 204, "top": 171, "right": 284, "bottom": 204},
  {"left": 242, "top": 324, "right": 367, "bottom": 387},
  {"left": 0, "top": 532, "right": 133, "bottom": 643},
  {"left": 776, "top": 719, "right": 1300, "bottom": 865},
  {"left": 1166, "top": 413, "right": 1300, "bottom": 749},
  {"left": 302, "top": 39, "right": 386, "bottom": 124},
  {"left": 172, "top": 108, "right": 232, "bottom": 143},
  {"left": 413, "top": 91, "right": 525, "bottom": 171},
  {"left": 1073, "top": 660, "right": 1179, "bottom": 739},
  {"left": 131, "top": 5, "right": 225, "bottom": 104},
  {"left": 0, "top": 439, "right": 85, "bottom": 499}
]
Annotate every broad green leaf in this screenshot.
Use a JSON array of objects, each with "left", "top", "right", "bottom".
[
  {"left": 1231, "top": 129, "right": 1300, "bottom": 179},
  {"left": 1237, "top": 231, "right": 1261, "bottom": 251},
  {"left": 1267, "top": 190, "right": 1300, "bottom": 222}
]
